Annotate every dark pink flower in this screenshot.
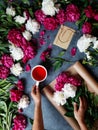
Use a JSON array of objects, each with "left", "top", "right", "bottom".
[
  {"left": 84, "top": 6, "right": 94, "bottom": 18},
  {"left": 40, "top": 30, "right": 46, "bottom": 37},
  {"left": 16, "top": 80, "right": 24, "bottom": 91},
  {"left": 12, "top": 114, "right": 27, "bottom": 130},
  {"left": 25, "top": 64, "right": 31, "bottom": 71},
  {"left": 43, "top": 17, "right": 58, "bottom": 30},
  {"left": 56, "top": 9, "right": 66, "bottom": 24},
  {"left": 82, "top": 22, "right": 92, "bottom": 34},
  {"left": 10, "top": 89, "right": 23, "bottom": 102},
  {"left": 18, "top": 108, "right": 23, "bottom": 113},
  {"left": 71, "top": 47, "right": 77, "bottom": 56},
  {"left": 55, "top": 82, "right": 64, "bottom": 91},
  {"left": 93, "top": 12, "right": 98, "bottom": 21},
  {"left": 40, "top": 46, "right": 52, "bottom": 61},
  {"left": 7, "top": 29, "right": 23, "bottom": 47},
  {"left": 0, "top": 66, "right": 10, "bottom": 79},
  {"left": 1, "top": 54, "right": 14, "bottom": 68},
  {"left": 35, "top": 9, "right": 46, "bottom": 23},
  {"left": 66, "top": 4, "right": 80, "bottom": 22},
  {"left": 24, "top": 10, "right": 30, "bottom": 20},
  {"left": 22, "top": 45, "right": 36, "bottom": 63},
  {"left": 39, "top": 37, "right": 46, "bottom": 45},
  {"left": 68, "top": 75, "right": 82, "bottom": 86}
]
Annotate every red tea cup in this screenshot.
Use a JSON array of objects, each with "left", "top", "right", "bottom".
[{"left": 31, "top": 65, "right": 47, "bottom": 86}]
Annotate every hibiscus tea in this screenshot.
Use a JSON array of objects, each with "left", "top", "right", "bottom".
[{"left": 31, "top": 65, "right": 47, "bottom": 82}]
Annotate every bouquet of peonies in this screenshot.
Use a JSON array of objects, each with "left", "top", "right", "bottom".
[
  {"left": 77, "top": 34, "right": 98, "bottom": 66},
  {"left": 53, "top": 71, "right": 98, "bottom": 128}
]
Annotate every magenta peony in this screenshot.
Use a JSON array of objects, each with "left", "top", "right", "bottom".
[
  {"left": 43, "top": 17, "right": 58, "bottom": 30},
  {"left": 68, "top": 75, "right": 82, "bottom": 86},
  {"left": 66, "top": 4, "right": 80, "bottom": 22},
  {"left": 56, "top": 9, "right": 66, "bottom": 24},
  {"left": 12, "top": 114, "right": 27, "bottom": 130},
  {"left": 71, "top": 47, "right": 77, "bottom": 56},
  {"left": 16, "top": 80, "right": 24, "bottom": 91},
  {"left": 10, "top": 89, "right": 23, "bottom": 102},
  {"left": 22, "top": 45, "right": 36, "bottom": 63},
  {"left": 1, "top": 54, "right": 14, "bottom": 68},
  {"left": 82, "top": 22, "right": 92, "bottom": 34},
  {"left": 40, "top": 46, "right": 52, "bottom": 61},
  {"left": 93, "top": 13, "right": 98, "bottom": 21},
  {"left": 7, "top": 29, "right": 23, "bottom": 47},
  {"left": 24, "top": 10, "right": 30, "bottom": 20},
  {"left": 35, "top": 9, "right": 46, "bottom": 23},
  {"left": 84, "top": 6, "right": 94, "bottom": 18},
  {"left": 0, "top": 65, "right": 10, "bottom": 79},
  {"left": 25, "top": 64, "right": 31, "bottom": 71}
]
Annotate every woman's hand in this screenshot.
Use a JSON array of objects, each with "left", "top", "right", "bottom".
[
  {"left": 73, "top": 97, "right": 87, "bottom": 124},
  {"left": 31, "top": 85, "right": 41, "bottom": 106}
]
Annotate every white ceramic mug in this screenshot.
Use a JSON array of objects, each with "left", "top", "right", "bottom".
[{"left": 31, "top": 65, "right": 47, "bottom": 86}]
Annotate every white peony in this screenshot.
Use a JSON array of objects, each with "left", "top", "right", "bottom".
[
  {"left": 62, "top": 83, "right": 77, "bottom": 99},
  {"left": 18, "top": 95, "right": 30, "bottom": 109},
  {"left": 77, "top": 34, "right": 93, "bottom": 52},
  {"left": 85, "top": 52, "right": 91, "bottom": 60},
  {"left": 14, "top": 15, "right": 26, "bottom": 24},
  {"left": 6, "top": 6, "right": 16, "bottom": 16},
  {"left": 93, "top": 40, "right": 98, "bottom": 49},
  {"left": 42, "top": 0, "right": 58, "bottom": 16},
  {"left": 9, "top": 45, "right": 24, "bottom": 61},
  {"left": 22, "top": 30, "right": 32, "bottom": 41},
  {"left": 53, "top": 91, "right": 66, "bottom": 105},
  {"left": 10, "top": 63, "right": 23, "bottom": 76},
  {"left": 25, "top": 18, "right": 40, "bottom": 34}
]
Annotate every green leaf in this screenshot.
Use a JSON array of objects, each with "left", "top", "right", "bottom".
[
  {"left": 65, "top": 111, "right": 74, "bottom": 117},
  {"left": 29, "top": 118, "right": 33, "bottom": 125}
]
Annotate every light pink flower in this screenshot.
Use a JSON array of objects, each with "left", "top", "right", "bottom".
[
  {"left": 43, "top": 17, "right": 58, "bottom": 30},
  {"left": 1, "top": 54, "right": 14, "bottom": 68},
  {"left": 35, "top": 9, "right": 46, "bottom": 23},
  {"left": 66, "top": 4, "right": 80, "bottom": 22},
  {"left": 12, "top": 114, "right": 27, "bottom": 130},
  {"left": 84, "top": 6, "right": 94, "bottom": 18},
  {"left": 56, "top": 9, "right": 66, "bottom": 24},
  {"left": 10, "top": 89, "right": 23, "bottom": 102},
  {"left": 16, "top": 80, "right": 24, "bottom": 91},
  {"left": 0, "top": 66, "right": 10, "bottom": 79},
  {"left": 82, "top": 22, "right": 92, "bottom": 34}
]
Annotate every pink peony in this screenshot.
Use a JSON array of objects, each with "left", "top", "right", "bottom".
[
  {"left": 93, "top": 12, "right": 98, "bottom": 21},
  {"left": 39, "top": 37, "right": 46, "bottom": 45},
  {"left": 82, "top": 22, "right": 92, "bottom": 34},
  {"left": 71, "top": 47, "right": 77, "bottom": 56},
  {"left": 68, "top": 75, "right": 82, "bottom": 86},
  {"left": 56, "top": 72, "right": 70, "bottom": 84},
  {"left": 25, "top": 64, "right": 31, "bottom": 71},
  {"left": 10, "top": 89, "right": 23, "bottom": 102},
  {"left": 84, "top": 6, "right": 94, "bottom": 18},
  {"left": 12, "top": 114, "right": 27, "bottom": 130},
  {"left": 1, "top": 54, "right": 14, "bottom": 68},
  {"left": 35, "top": 9, "right": 46, "bottom": 23},
  {"left": 55, "top": 82, "right": 64, "bottom": 91},
  {"left": 16, "top": 80, "right": 24, "bottom": 91},
  {"left": 56, "top": 9, "right": 66, "bottom": 24},
  {"left": 0, "top": 65, "right": 10, "bottom": 79},
  {"left": 22, "top": 45, "right": 36, "bottom": 63},
  {"left": 7, "top": 29, "right": 23, "bottom": 47},
  {"left": 66, "top": 4, "right": 80, "bottom": 22},
  {"left": 24, "top": 10, "right": 30, "bottom": 20},
  {"left": 40, "top": 46, "right": 52, "bottom": 61},
  {"left": 43, "top": 17, "right": 58, "bottom": 30}
]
